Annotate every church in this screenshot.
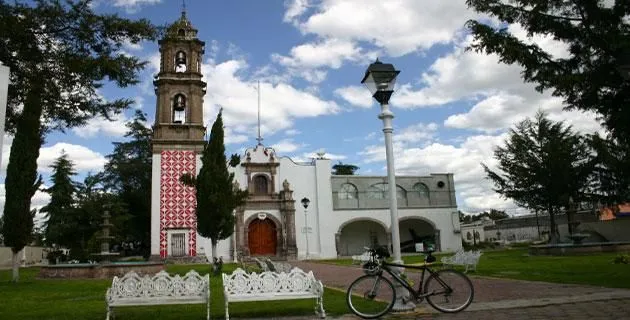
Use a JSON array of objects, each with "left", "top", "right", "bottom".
[{"left": 149, "top": 12, "right": 463, "bottom": 261}]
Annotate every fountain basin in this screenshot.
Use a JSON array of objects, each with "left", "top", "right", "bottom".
[
  {"left": 529, "top": 241, "right": 630, "bottom": 256},
  {"left": 38, "top": 261, "right": 165, "bottom": 279}
]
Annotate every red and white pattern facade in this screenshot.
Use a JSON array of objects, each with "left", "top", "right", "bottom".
[{"left": 158, "top": 150, "right": 197, "bottom": 258}]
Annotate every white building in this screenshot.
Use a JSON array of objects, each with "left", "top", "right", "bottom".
[{"left": 149, "top": 12, "right": 463, "bottom": 261}]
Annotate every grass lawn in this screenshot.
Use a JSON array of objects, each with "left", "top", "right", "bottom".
[
  {"left": 0, "top": 263, "right": 365, "bottom": 320},
  {"left": 471, "top": 248, "right": 630, "bottom": 289}
]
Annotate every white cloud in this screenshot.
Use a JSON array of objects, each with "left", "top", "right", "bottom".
[
  {"left": 201, "top": 58, "right": 339, "bottom": 143},
  {"left": 394, "top": 123, "right": 439, "bottom": 144},
  {"left": 284, "top": 0, "right": 310, "bottom": 24},
  {"left": 38, "top": 143, "right": 107, "bottom": 174},
  {"left": 335, "top": 86, "right": 374, "bottom": 108},
  {"left": 71, "top": 113, "right": 129, "bottom": 138},
  {"left": 272, "top": 139, "right": 305, "bottom": 153},
  {"left": 292, "top": 0, "right": 481, "bottom": 56},
  {"left": 112, "top": 0, "right": 161, "bottom": 13},
  {"left": 0, "top": 183, "right": 51, "bottom": 219},
  {"left": 285, "top": 129, "right": 301, "bottom": 136}
]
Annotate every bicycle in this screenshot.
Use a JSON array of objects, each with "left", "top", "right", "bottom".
[{"left": 346, "top": 246, "right": 474, "bottom": 319}]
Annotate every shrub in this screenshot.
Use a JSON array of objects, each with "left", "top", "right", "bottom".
[{"left": 612, "top": 253, "right": 629, "bottom": 265}]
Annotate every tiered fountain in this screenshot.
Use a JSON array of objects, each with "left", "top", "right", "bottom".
[{"left": 39, "top": 206, "right": 165, "bottom": 279}]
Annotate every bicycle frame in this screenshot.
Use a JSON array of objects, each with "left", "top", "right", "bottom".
[{"left": 377, "top": 260, "right": 453, "bottom": 299}]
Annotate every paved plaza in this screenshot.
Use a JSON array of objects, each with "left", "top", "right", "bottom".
[{"left": 257, "top": 261, "right": 630, "bottom": 320}]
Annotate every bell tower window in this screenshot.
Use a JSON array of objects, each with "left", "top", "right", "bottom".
[
  {"left": 173, "top": 94, "right": 186, "bottom": 124},
  {"left": 177, "top": 29, "right": 185, "bottom": 37},
  {"left": 175, "top": 51, "right": 187, "bottom": 72}
]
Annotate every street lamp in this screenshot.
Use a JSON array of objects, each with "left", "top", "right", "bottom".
[
  {"left": 301, "top": 197, "right": 311, "bottom": 260},
  {"left": 361, "top": 58, "right": 413, "bottom": 311},
  {"left": 360, "top": 59, "right": 401, "bottom": 263}
]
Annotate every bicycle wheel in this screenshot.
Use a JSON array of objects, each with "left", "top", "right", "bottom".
[
  {"left": 424, "top": 269, "right": 474, "bottom": 313},
  {"left": 346, "top": 274, "right": 396, "bottom": 319}
]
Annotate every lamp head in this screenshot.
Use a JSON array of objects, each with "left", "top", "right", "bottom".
[
  {"left": 301, "top": 197, "right": 310, "bottom": 209},
  {"left": 360, "top": 58, "right": 400, "bottom": 105}
]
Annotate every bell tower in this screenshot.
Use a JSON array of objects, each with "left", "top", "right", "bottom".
[{"left": 150, "top": 8, "right": 206, "bottom": 259}]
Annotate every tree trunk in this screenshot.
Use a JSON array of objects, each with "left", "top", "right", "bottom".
[
  {"left": 211, "top": 240, "right": 217, "bottom": 259},
  {"left": 12, "top": 251, "right": 19, "bottom": 282},
  {"left": 548, "top": 206, "right": 559, "bottom": 244}
]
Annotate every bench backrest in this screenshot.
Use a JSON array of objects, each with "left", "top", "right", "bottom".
[
  {"left": 222, "top": 267, "right": 322, "bottom": 297},
  {"left": 108, "top": 270, "right": 209, "bottom": 301}
]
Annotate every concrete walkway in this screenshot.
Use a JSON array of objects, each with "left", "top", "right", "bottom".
[{"left": 269, "top": 261, "right": 630, "bottom": 320}]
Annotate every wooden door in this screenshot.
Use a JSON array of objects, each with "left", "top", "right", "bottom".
[{"left": 248, "top": 218, "right": 277, "bottom": 255}]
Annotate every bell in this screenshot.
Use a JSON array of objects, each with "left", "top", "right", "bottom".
[
  {"left": 176, "top": 51, "right": 186, "bottom": 66},
  {"left": 174, "top": 96, "right": 186, "bottom": 111}
]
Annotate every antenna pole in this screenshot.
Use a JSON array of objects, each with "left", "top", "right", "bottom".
[{"left": 257, "top": 80, "right": 263, "bottom": 145}]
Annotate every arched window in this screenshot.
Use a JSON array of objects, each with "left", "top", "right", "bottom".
[
  {"left": 177, "top": 29, "right": 185, "bottom": 37},
  {"left": 175, "top": 51, "right": 187, "bottom": 72},
  {"left": 466, "top": 232, "right": 472, "bottom": 240},
  {"left": 338, "top": 183, "right": 358, "bottom": 200},
  {"left": 366, "top": 183, "right": 406, "bottom": 200},
  {"left": 173, "top": 94, "right": 186, "bottom": 124},
  {"left": 413, "top": 183, "right": 430, "bottom": 199},
  {"left": 253, "top": 175, "right": 268, "bottom": 195}
]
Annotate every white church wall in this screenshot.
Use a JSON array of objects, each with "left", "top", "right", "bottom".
[
  {"left": 278, "top": 157, "right": 319, "bottom": 259},
  {"left": 314, "top": 158, "right": 334, "bottom": 258},
  {"left": 150, "top": 154, "right": 162, "bottom": 256}
]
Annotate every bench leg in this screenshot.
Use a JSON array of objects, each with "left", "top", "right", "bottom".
[
  {"left": 316, "top": 296, "right": 326, "bottom": 318},
  {"left": 105, "top": 306, "right": 111, "bottom": 320},
  {"left": 207, "top": 296, "right": 210, "bottom": 320},
  {"left": 225, "top": 300, "right": 229, "bottom": 320}
]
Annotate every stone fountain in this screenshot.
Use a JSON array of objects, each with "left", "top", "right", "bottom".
[{"left": 39, "top": 206, "right": 165, "bottom": 279}]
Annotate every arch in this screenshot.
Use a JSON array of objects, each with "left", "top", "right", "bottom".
[
  {"left": 177, "top": 29, "right": 185, "bottom": 37},
  {"left": 338, "top": 183, "right": 358, "bottom": 200},
  {"left": 366, "top": 183, "right": 406, "bottom": 200},
  {"left": 337, "top": 217, "right": 388, "bottom": 234},
  {"left": 175, "top": 50, "right": 187, "bottom": 72},
  {"left": 337, "top": 218, "right": 388, "bottom": 256},
  {"left": 252, "top": 174, "right": 269, "bottom": 195},
  {"left": 412, "top": 183, "right": 430, "bottom": 198},
  {"left": 398, "top": 216, "right": 438, "bottom": 252},
  {"left": 172, "top": 93, "right": 186, "bottom": 124},
  {"left": 244, "top": 213, "right": 283, "bottom": 256},
  {"left": 466, "top": 231, "right": 472, "bottom": 240}
]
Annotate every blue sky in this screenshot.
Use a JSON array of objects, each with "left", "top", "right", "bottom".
[{"left": 1, "top": 0, "right": 608, "bottom": 220}]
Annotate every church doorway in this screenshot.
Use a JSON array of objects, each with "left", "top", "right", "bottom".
[{"left": 248, "top": 218, "right": 277, "bottom": 255}]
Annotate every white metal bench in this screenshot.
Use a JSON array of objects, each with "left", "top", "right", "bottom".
[
  {"left": 222, "top": 267, "right": 326, "bottom": 320},
  {"left": 440, "top": 249, "right": 483, "bottom": 272},
  {"left": 106, "top": 270, "right": 210, "bottom": 320}
]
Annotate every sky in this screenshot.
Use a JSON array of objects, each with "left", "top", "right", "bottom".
[{"left": 0, "top": 0, "right": 610, "bottom": 222}]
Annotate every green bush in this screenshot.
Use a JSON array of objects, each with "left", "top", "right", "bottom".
[{"left": 612, "top": 253, "right": 629, "bottom": 264}]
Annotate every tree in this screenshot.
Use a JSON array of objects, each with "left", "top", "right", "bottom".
[
  {"left": 466, "top": 0, "right": 630, "bottom": 144},
  {"left": 181, "top": 110, "right": 248, "bottom": 258},
  {"left": 482, "top": 112, "right": 594, "bottom": 243},
  {"left": 332, "top": 162, "right": 360, "bottom": 175},
  {"left": 588, "top": 134, "right": 630, "bottom": 208},
  {"left": 101, "top": 110, "right": 152, "bottom": 258},
  {"left": 0, "top": 0, "right": 157, "bottom": 281},
  {"left": 41, "top": 151, "right": 78, "bottom": 248}
]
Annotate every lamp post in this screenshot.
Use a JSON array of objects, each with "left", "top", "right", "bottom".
[
  {"left": 301, "top": 197, "right": 310, "bottom": 260},
  {"left": 361, "top": 59, "right": 414, "bottom": 311}
]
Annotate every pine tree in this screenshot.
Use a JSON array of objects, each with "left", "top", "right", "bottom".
[
  {"left": 41, "top": 151, "right": 78, "bottom": 248},
  {"left": 0, "top": 0, "right": 157, "bottom": 281},
  {"left": 101, "top": 110, "right": 152, "bottom": 257},
  {"left": 482, "top": 112, "right": 594, "bottom": 243},
  {"left": 465, "top": 0, "right": 630, "bottom": 144},
  {"left": 181, "top": 110, "right": 248, "bottom": 258},
  {"left": 332, "top": 162, "right": 360, "bottom": 175}
]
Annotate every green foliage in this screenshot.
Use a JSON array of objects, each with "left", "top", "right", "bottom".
[
  {"left": 181, "top": 111, "right": 248, "bottom": 257},
  {"left": 228, "top": 153, "right": 241, "bottom": 168},
  {"left": 41, "top": 151, "right": 79, "bottom": 247},
  {"left": 588, "top": 134, "right": 630, "bottom": 206},
  {"left": 466, "top": 0, "right": 630, "bottom": 144},
  {"left": 460, "top": 209, "right": 509, "bottom": 223},
  {"left": 0, "top": 0, "right": 157, "bottom": 281},
  {"left": 332, "top": 161, "right": 360, "bottom": 175},
  {"left": 483, "top": 112, "right": 595, "bottom": 243},
  {"left": 101, "top": 110, "right": 153, "bottom": 257},
  {"left": 612, "top": 253, "right": 629, "bottom": 265}
]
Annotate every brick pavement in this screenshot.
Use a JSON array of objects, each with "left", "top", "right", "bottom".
[{"left": 284, "top": 261, "right": 630, "bottom": 320}]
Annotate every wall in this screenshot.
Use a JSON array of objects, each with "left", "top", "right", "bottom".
[{"left": 0, "top": 246, "right": 48, "bottom": 267}]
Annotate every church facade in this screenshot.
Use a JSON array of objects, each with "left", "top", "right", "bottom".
[{"left": 150, "top": 13, "right": 463, "bottom": 261}]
